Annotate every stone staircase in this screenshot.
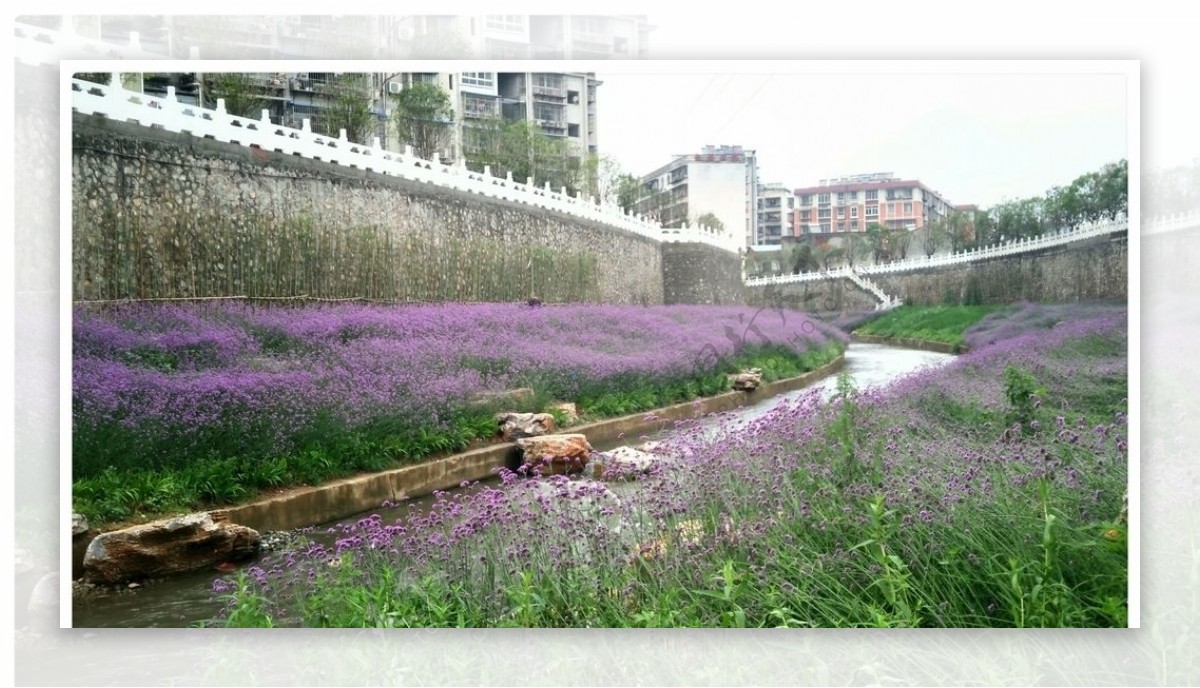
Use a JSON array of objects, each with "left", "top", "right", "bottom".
[{"left": 847, "top": 268, "right": 902, "bottom": 310}]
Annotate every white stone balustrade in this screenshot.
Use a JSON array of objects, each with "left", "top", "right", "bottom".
[{"left": 71, "top": 75, "right": 707, "bottom": 251}]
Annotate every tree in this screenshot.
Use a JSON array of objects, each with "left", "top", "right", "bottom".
[
  {"left": 202, "top": 73, "right": 268, "bottom": 118},
  {"left": 694, "top": 212, "right": 724, "bottom": 231},
  {"left": 615, "top": 173, "right": 643, "bottom": 215},
  {"left": 922, "top": 219, "right": 944, "bottom": 258},
  {"left": 464, "top": 117, "right": 584, "bottom": 194},
  {"left": 391, "top": 82, "right": 454, "bottom": 160},
  {"left": 891, "top": 228, "right": 912, "bottom": 261},
  {"left": 865, "top": 222, "right": 888, "bottom": 263},
  {"left": 843, "top": 235, "right": 869, "bottom": 268},
  {"left": 315, "top": 74, "right": 376, "bottom": 144},
  {"left": 788, "top": 242, "right": 819, "bottom": 274}
]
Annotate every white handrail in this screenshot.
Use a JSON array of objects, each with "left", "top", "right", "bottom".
[{"left": 72, "top": 75, "right": 746, "bottom": 255}]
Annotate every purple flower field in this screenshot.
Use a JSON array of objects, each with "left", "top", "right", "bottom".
[
  {"left": 72, "top": 301, "right": 846, "bottom": 490},
  {"left": 208, "top": 302, "right": 1129, "bottom": 628}
]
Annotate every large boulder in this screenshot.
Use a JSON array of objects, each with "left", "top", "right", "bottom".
[
  {"left": 548, "top": 402, "right": 580, "bottom": 426},
  {"left": 516, "top": 433, "right": 593, "bottom": 475},
  {"left": 728, "top": 368, "right": 764, "bottom": 391},
  {"left": 497, "top": 412, "right": 556, "bottom": 441},
  {"left": 588, "top": 446, "right": 663, "bottom": 480},
  {"left": 83, "top": 512, "right": 260, "bottom": 584}
]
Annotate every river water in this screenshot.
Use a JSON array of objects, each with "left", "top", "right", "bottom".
[{"left": 71, "top": 342, "right": 952, "bottom": 628}]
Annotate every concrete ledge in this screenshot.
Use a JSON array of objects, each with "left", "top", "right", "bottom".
[
  {"left": 221, "top": 352, "right": 846, "bottom": 534},
  {"left": 851, "top": 333, "right": 963, "bottom": 354}
]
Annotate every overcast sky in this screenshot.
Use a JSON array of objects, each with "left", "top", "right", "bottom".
[{"left": 595, "top": 69, "right": 1128, "bottom": 208}]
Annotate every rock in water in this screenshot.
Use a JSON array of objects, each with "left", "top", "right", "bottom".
[
  {"left": 83, "top": 512, "right": 260, "bottom": 585},
  {"left": 516, "top": 434, "right": 593, "bottom": 475},
  {"left": 497, "top": 412, "right": 557, "bottom": 441}
]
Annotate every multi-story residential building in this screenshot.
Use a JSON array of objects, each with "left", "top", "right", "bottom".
[
  {"left": 385, "top": 71, "right": 599, "bottom": 165},
  {"left": 794, "top": 172, "right": 958, "bottom": 234},
  {"left": 50, "top": 15, "right": 652, "bottom": 60},
  {"left": 635, "top": 145, "right": 760, "bottom": 253},
  {"left": 756, "top": 183, "right": 797, "bottom": 245},
  {"left": 391, "top": 15, "right": 652, "bottom": 59}
]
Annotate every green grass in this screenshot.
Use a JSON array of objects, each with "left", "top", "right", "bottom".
[{"left": 854, "top": 305, "right": 1006, "bottom": 348}]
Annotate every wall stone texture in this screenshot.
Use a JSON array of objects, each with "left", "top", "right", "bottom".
[
  {"left": 660, "top": 242, "right": 746, "bottom": 305},
  {"left": 72, "top": 114, "right": 663, "bottom": 305},
  {"left": 873, "top": 236, "right": 1127, "bottom": 306}
]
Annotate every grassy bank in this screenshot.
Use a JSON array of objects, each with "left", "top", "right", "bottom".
[
  {"left": 72, "top": 303, "right": 845, "bottom": 526},
  {"left": 853, "top": 304, "right": 1005, "bottom": 348},
  {"left": 209, "top": 303, "right": 1128, "bottom": 628}
]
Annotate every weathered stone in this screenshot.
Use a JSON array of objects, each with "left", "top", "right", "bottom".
[
  {"left": 497, "top": 412, "right": 556, "bottom": 441},
  {"left": 83, "top": 512, "right": 260, "bottom": 584},
  {"left": 72, "top": 513, "right": 89, "bottom": 538},
  {"left": 469, "top": 388, "right": 535, "bottom": 409},
  {"left": 588, "top": 446, "right": 663, "bottom": 480},
  {"left": 728, "top": 369, "right": 764, "bottom": 391},
  {"left": 548, "top": 402, "right": 579, "bottom": 426},
  {"left": 516, "top": 433, "right": 593, "bottom": 475}
]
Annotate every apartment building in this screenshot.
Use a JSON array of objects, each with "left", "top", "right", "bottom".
[
  {"left": 636, "top": 145, "right": 760, "bottom": 253},
  {"left": 794, "top": 172, "right": 958, "bottom": 234},
  {"left": 388, "top": 71, "right": 600, "bottom": 164},
  {"left": 391, "top": 15, "right": 651, "bottom": 59},
  {"left": 756, "top": 183, "right": 797, "bottom": 245},
  {"left": 51, "top": 15, "right": 651, "bottom": 59}
]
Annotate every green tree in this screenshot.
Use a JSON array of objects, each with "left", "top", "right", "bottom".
[
  {"left": 391, "top": 82, "right": 454, "bottom": 160},
  {"left": 891, "top": 227, "right": 912, "bottom": 260},
  {"left": 788, "top": 242, "right": 819, "bottom": 274},
  {"left": 695, "top": 212, "right": 725, "bottom": 231},
  {"left": 202, "top": 73, "right": 268, "bottom": 119},
  {"left": 922, "top": 219, "right": 944, "bottom": 258},
  {"left": 464, "top": 117, "right": 584, "bottom": 195},
  {"left": 315, "top": 74, "right": 376, "bottom": 144},
  {"left": 865, "top": 222, "right": 888, "bottom": 263},
  {"left": 615, "top": 173, "right": 643, "bottom": 214},
  {"left": 843, "top": 234, "right": 869, "bottom": 268}
]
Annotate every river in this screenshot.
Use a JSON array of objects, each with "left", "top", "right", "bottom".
[{"left": 71, "top": 342, "right": 952, "bottom": 628}]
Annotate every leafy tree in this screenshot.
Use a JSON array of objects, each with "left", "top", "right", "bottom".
[
  {"left": 615, "top": 173, "right": 643, "bottom": 214},
  {"left": 464, "top": 117, "right": 584, "bottom": 194},
  {"left": 201, "top": 73, "right": 269, "bottom": 118},
  {"left": 391, "top": 82, "right": 454, "bottom": 160},
  {"left": 695, "top": 212, "right": 724, "bottom": 231},
  {"left": 788, "top": 242, "right": 819, "bottom": 274},
  {"left": 315, "top": 74, "right": 376, "bottom": 144},
  {"left": 865, "top": 222, "right": 888, "bottom": 263}
]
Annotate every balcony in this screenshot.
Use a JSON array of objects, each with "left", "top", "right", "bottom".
[
  {"left": 462, "top": 97, "right": 500, "bottom": 119},
  {"left": 531, "top": 83, "right": 566, "bottom": 99}
]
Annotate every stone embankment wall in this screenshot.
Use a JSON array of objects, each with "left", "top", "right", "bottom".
[
  {"left": 660, "top": 242, "right": 746, "bottom": 305},
  {"left": 73, "top": 114, "right": 663, "bottom": 305},
  {"left": 873, "top": 237, "right": 1128, "bottom": 306}
]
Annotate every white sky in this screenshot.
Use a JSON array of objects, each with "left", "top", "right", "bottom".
[{"left": 595, "top": 69, "right": 1128, "bottom": 208}]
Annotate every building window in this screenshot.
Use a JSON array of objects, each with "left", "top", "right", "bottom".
[
  {"left": 837, "top": 208, "right": 845, "bottom": 219},
  {"left": 817, "top": 193, "right": 830, "bottom": 205},
  {"left": 866, "top": 189, "right": 878, "bottom": 201},
  {"left": 486, "top": 15, "right": 526, "bottom": 33},
  {"left": 818, "top": 208, "right": 831, "bottom": 220},
  {"left": 837, "top": 222, "right": 846, "bottom": 232},
  {"left": 820, "top": 222, "right": 831, "bottom": 233},
  {"left": 801, "top": 195, "right": 812, "bottom": 206},
  {"left": 851, "top": 207, "right": 858, "bottom": 218},
  {"left": 461, "top": 72, "right": 495, "bottom": 87},
  {"left": 903, "top": 202, "right": 913, "bottom": 214},
  {"left": 866, "top": 205, "right": 879, "bottom": 218}
]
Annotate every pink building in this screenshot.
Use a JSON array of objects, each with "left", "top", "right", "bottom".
[{"left": 794, "top": 172, "right": 958, "bottom": 235}]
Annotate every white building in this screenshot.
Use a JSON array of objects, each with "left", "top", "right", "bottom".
[
  {"left": 757, "top": 182, "right": 797, "bottom": 245},
  {"left": 636, "top": 145, "right": 760, "bottom": 253},
  {"left": 392, "top": 15, "right": 652, "bottom": 59}
]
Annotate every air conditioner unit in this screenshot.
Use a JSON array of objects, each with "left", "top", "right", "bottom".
[{"left": 388, "top": 81, "right": 403, "bottom": 95}]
